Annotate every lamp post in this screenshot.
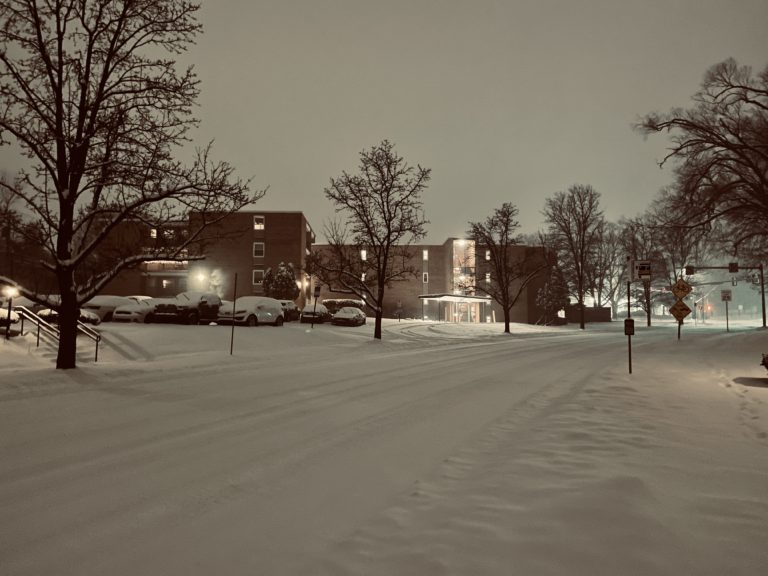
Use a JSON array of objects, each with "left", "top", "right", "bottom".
[{"left": 3, "top": 285, "right": 18, "bottom": 340}]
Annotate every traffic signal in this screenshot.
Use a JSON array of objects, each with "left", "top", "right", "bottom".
[
  {"left": 685, "top": 265, "right": 695, "bottom": 275},
  {"left": 728, "top": 262, "right": 739, "bottom": 273}
]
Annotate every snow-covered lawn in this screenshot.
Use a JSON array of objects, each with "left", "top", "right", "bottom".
[{"left": 1, "top": 318, "right": 767, "bottom": 575}]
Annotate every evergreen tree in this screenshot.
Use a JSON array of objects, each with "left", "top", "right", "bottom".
[
  {"left": 536, "top": 266, "right": 569, "bottom": 325},
  {"left": 263, "top": 262, "right": 300, "bottom": 300}
]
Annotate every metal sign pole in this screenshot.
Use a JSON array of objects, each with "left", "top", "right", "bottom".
[
  {"left": 229, "top": 273, "right": 237, "bottom": 355},
  {"left": 626, "top": 278, "right": 632, "bottom": 375},
  {"left": 760, "top": 264, "right": 766, "bottom": 328}
]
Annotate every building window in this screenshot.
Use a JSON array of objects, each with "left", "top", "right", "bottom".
[
  {"left": 485, "top": 249, "right": 491, "bottom": 261},
  {"left": 253, "top": 269, "right": 264, "bottom": 285},
  {"left": 253, "top": 242, "right": 265, "bottom": 258},
  {"left": 150, "top": 228, "right": 157, "bottom": 239},
  {"left": 423, "top": 272, "right": 429, "bottom": 284},
  {"left": 423, "top": 249, "right": 429, "bottom": 261},
  {"left": 360, "top": 249, "right": 367, "bottom": 261},
  {"left": 361, "top": 272, "right": 366, "bottom": 282},
  {"left": 485, "top": 272, "right": 491, "bottom": 285},
  {"left": 253, "top": 215, "right": 265, "bottom": 230}
]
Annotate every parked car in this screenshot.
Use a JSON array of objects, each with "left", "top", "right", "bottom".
[
  {"left": 152, "top": 291, "right": 222, "bottom": 325},
  {"left": 37, "top": 307, "right": 101, "bottom": 325},
  {"left": 278, "top": 300, "right": 300, "bottom": 322},
  {"left": 0, "top": 307, "right": 20, "bottom": 327},
  {"left": 11, "top": 296, "right": 58, "bottom": 313},
  {"left": 112, "top": 297, "right": 170, "bottom": 323},
  {"left": 300, "top": 303, "right": 332, "bottom": 324},
  {"left": 331, "top": 306, "right": 367, "bottom": 326},
  {"left": 82, "top": 295, "right": 140, "bottom": 321},
  {"left": 322, "top": 298, "right": 366, "bottom": 317},
  {"left": 217, "top": 296, "right": 285, "bottom": 326}
]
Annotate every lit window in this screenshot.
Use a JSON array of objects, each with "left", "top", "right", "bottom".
[
  {"left": 252, "top": 269, "right": 264, "bottom": 285},
  {"left": 253, "top": 242, "right": 265, "bottom": 258},
  {"left": 253, "top": 215, "right": 265, "bottom": 230},
  {"left": 161, "top": 279, "right": 172, "bottom": 289},
  {"left": 485, "top": 250, "right": 491, "bottom": 261},
  {"left": 150, "top": 228, "right": 157, "bottom": 239},
  {"left": 485, "top": 272, "right": 491, "bottom": 285},
  {"left": 361, "top": 249, "right": 367, "bottom": 261},
  {"left": 361, "top": 272, "right": 366, "bottom": 282},
  {"left": 423, "top": 272, "right": 429, "bottom": 284},
  {"left": 423, "top": 249, "right": 429, "bottom": 261}
]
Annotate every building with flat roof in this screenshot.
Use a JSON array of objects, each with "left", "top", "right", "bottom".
[
  {"left": 314, "top": 238, "right": 548, "bottom": 324},
  {"left": 103, "top": 211, "right": 315, "bottom": 306}
]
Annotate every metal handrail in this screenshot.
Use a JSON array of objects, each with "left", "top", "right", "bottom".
[{"left": 14, "top": 305, "right": 101, "bottom": 362}]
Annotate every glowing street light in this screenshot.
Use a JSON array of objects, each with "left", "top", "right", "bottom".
[{"left": 3, "top": 285, "right": 19, "bottom": 340}]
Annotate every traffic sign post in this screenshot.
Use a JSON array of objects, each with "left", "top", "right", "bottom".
[
  {"left": 624, "top": 317, "right": 634, "bottom": 374},
  {"left": 721, "top": 289, "right": 732, "bottom": 332},
  {"left": 311, "top": 284, "right": 321, "bottom": 329},
  {"left": 669, "top": 288, "right": 692, "bottom": 341}
]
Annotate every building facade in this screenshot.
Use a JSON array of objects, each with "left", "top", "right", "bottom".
[
  {"left": 315, "top": 238, "right": 548, "bottom": 324},
  {"left": 104, "top": 211, "right": 315, "bottom": 305}
]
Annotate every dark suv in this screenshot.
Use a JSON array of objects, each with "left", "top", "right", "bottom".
[{"left": 151, "top": 291, "right": 221, "bottom": 325}]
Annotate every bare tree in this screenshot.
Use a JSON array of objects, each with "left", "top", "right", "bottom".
[
  {"left": 588, "top": 221, "right": 627, "bottom": 319},
  {"left": 636, "top": 58, "right": 768, "bottom": 260},
  {"left": 620, "top": 214, "right": 664, "bottom": 324},
  {"left": 0, "top": 1, "right": 260, "bottom": 368},
  {"left": 467, "top": 203, "right": 548, "bottom": 333},
  {"left": 308, "top": 140, "right": 430, "bottom": 339},
  {"left": 542, "top": 184, "right": 604, "bottom": 329}
]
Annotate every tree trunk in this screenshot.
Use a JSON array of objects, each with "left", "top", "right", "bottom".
[
  {"left": 579, "top": 298, "right": 586, "bottom": 330},
  {"left": 56, "top": 280, "right": 78, "bottom": 369},
  {"left": 374, "top": 312, "right": 382, "bottom": 339},
  {"left": 373, "top": 286, "right": 385, "bottom": 340},
  {"left": 503, "top": 308, "right": 511, "bottom": 333},
  {"left": 644, "top": 281, "right": 652, "bottom": 327}
]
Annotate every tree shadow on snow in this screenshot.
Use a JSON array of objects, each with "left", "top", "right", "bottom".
[{"left": 733, "top": 376, "right": 768, "bottom": 388}]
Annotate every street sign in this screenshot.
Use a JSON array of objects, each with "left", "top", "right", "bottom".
[
  {"left": 669, "top": 299, "right": 692, "bottom": 322},
  {"left": 632, "top": 260, "right": 652, "bottom": 281},
  {"left": 624, "top": 318, "right": 635, "bottom": 336},
  {"left": 313, "top": 285, "right": 321, "bottom": 299},
  {"left": 721, "top": 289, "right": 732, "bottom": 302},
  {"left": 671, "top": 278, "right": 692, "bottom": 300}
]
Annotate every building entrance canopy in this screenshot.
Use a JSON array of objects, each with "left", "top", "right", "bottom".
[{"left": 418, "top": 293, "right": 492, "bottom": 304}]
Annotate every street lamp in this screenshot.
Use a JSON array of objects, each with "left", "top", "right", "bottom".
[{"left": 3, "top": 285, "right": 19, "bottom": 340}]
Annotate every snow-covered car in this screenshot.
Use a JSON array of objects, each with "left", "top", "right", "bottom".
[
  {"left": 331, "top": 306, "right": 367, "bottom": 326},
  {"left": 300, "top": 303, "right": 332, "bottom": 324},
  {"left": 152, "top": 291, "right": 222, "bottom": 325},
  {"left": 82, "top": 295, "right": 139, "bottom": 321},
  {"left": 112, "top": 297, "right": 170, "bottom": 323},
  {"left": 37, "top": 308, "right": 101, "bottom": 325},
  {"left": 0, "top": 307, "right": 20, "bottom": 327},
  {"left": 322, "top": 298, "right": 366, "bottom": 317},
  {"left": 278, "top": 300, "right": 300, "bottom": 322},
  {"left": 217, "top": 296, "right": 285, "bottom": 326}
]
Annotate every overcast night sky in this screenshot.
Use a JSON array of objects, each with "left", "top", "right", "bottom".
[{"left": 3, "top": 0, "right": 768, "bottom": 243}]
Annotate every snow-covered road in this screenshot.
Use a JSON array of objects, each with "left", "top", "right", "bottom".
[{"left": 1, "top": 319, "right": 766, "bottom": 575}]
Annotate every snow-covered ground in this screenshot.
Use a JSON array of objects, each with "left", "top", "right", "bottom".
[{"left": 1, "top": 317, "right": 767, "bottom": 575}]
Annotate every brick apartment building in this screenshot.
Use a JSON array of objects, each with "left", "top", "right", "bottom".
[
  {"left": 103, "top": 211, "right": 315, "bottom": 306},
  {"left": 315, "top": 238, "right": 548, "bottom": 324},
  {"left": 6, "top": 205, "right": 547, "bottom": 323}
]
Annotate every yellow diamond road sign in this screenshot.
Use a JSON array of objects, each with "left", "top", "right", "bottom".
[
  {"left": 671, "top": 278, "right": 692, "bottom": 300},
  {"left": 669, "top": 299, "right": 692, "bottom": 321}
]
